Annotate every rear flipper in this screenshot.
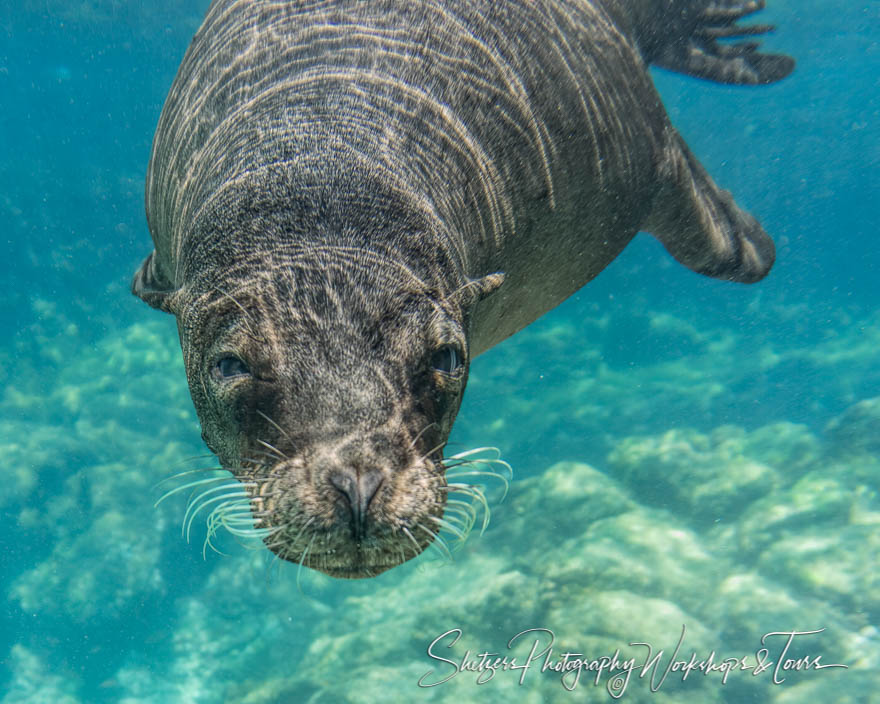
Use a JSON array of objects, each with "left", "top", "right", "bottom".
[
  {"left": 639, "top": 0, "right": 795, "bottom": 85},
  {"left": 643, "top": 129, "right": 775, "bottom": 283}
]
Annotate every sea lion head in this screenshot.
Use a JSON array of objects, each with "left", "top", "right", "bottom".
[{"left": 135, "top": 226, "right": 503, "bottom": 578}]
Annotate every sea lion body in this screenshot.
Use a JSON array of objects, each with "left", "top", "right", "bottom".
[{"left": 134, "top": 0, "right": 793, "bottom": 577}]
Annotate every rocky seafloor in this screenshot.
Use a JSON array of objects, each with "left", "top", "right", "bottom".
[{"left": 2, "top": 297, "right": 879, "bottom": 704}]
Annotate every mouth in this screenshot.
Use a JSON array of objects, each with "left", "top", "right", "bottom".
[
  {"left": 248, "top": 454, "right": 450, "bottom": 578},
  {"left": 234, "top": 447, "right": 510, "bottom": 578},
  {"left": 275, "top": 533, "right": 436, "bottom": 579},
  {"left": 315, "top": 560, "right": 399, "bottom": 579}
]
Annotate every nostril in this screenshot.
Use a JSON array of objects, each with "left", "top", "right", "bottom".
[
  {"left": 359, "top": 471, "right": 383, "bottom": 509},
  {"left": 329, "top": 471, "right": 357, "bottom": 506},
  {"left": 329, "top": 469, "right": 384, "bottom": 540}
]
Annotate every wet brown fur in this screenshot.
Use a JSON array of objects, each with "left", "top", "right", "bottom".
[{"left": 134, "top": 0, "right": 792, "bottom": 577}]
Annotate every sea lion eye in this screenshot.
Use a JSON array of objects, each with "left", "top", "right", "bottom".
[
  {"left": 431, "top": 345, "right": 463, "bottom": 374},
  {"left": 212, "top": 356, "right": 250, "bottom": 380}
]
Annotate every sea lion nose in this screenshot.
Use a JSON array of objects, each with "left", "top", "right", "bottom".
[{"left": 329, "top": 468, "right": 384, "bottom": 541}]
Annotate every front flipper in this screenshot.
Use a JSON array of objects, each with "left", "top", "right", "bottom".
[
  {"left": 644, "top": 130, "right": 775, "bottom": 283},
  {"left": 644, "top": 0, "right": 795, "bottom": 85}
]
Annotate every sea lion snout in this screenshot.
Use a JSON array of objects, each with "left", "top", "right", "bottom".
[{"left": 253, "top": 437, "right": 447, "bottom": 578}]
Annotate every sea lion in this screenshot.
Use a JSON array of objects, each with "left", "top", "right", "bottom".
[{"left": 133, "top": 0, "right": 793, "bottom": 578}]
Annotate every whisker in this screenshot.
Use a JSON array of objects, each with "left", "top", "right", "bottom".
[
  {"left": 152, "top": 458, "right": 224, "bottom": 486},
  {"left": 446, "top": 513, "right": 474, "bottom": 536},
  {"left": 444, "top": 457, "right": 512, "bottom": 501},
  {"left": 238, "top": 457, "right": 275, "bottom": 471},
  {"left": 441, "top": 448, "right": 512, "bottom": 504},
  {"left": 203, "top": 498, "right": 274, "bottom": 557},
  {"left": 447, "top": 497, "right": 478, "bottom": 516},
  {"left": 296, "top": 532, "right": 318, "bottom": 596},
  {"left": 416, "top": 523, "right": 453, "bottom": 563},
  {"left": 154, "top": 475, "right": 232, "bottom": 507},
  {"left": 256, "top": 439, "right": 288, "bottom": 461},
  {"left": 207, "top": 503, "right": 257, "bottom": 532},
  {"left": 401, "top": 526, "right": 423, "bottom": 561},
  {"left": 442, "top": 484, "right": 491, "bottom": 534},
  {"left": 154, "top": 467, "right": 227, "bottom": 491},
  {"left": 428, "top": 529, "right": 455, "bottom": 562},
  {"left": 243, "top": 448, "right": 284, "bottom": 463},
  {"left": 227, "top": 525, "right": 276, "bottom": 542},
  {"left": 256, "top": 409, "right": 293, "bottom": 443},
  {"left": 203, "top": 503, "right": 244, "bottom": 558},
  {"left": 265, "top": 516, "right": 317, "bottom": 582},
  {"left": 445, "top": 446, "right": 503, "bottom": 461},
  {"left": 443, "top": 506, "right": 476, "bottom": 532},
  {"left": 289, "top": 516, "right": 316, "bottom": 553},
  {"left": 264, "top": 535, "right": 287, "bottom": 585},
  {"left": 185, "top": 486, "right": 253, "bottom": 542},
  {"left": 428, "top": 515, "right": 467, "bottom": 542},
  {"left": 443, "top": 457, "right": 513, "bottom": 476},
  {"left": 444, "top": 468, "right": 509, "bottom": 485},
  {"left": 409, "top": 422, "right": 439, "bottom": 450},
  {"left": 156, "top": 466, "right": 285, "bottom": 560},
  {"left": 419, "top": 440, "right": 448, "bottom": 464}
]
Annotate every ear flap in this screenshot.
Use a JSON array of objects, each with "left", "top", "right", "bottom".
[
  {"left": 132, "top": 251, "right": 181, "bottom": 314},
  {"left": 450, "top": 272, "right": 506, "bottom": 307},
  {"left": 472, "top": 272, "right": 505, "bottom": 301}
]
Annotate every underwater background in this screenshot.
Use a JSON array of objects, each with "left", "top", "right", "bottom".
[{"left": 1, "top": 0, "right": 878, "bottom": 701}]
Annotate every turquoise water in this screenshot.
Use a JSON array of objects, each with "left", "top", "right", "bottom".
[{"left": 2, "top": 1, "right": 878, "bottom": 702}]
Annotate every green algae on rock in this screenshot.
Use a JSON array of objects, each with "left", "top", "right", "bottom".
[
  {"left": 825, "top": 396, "right": 880, "bottom": 457},
  {"left": 606, "top": 425, "right": 817, "bottom": 523},
  {"left": 0, "top": 645, "right": 81, "bottom": 704}
]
